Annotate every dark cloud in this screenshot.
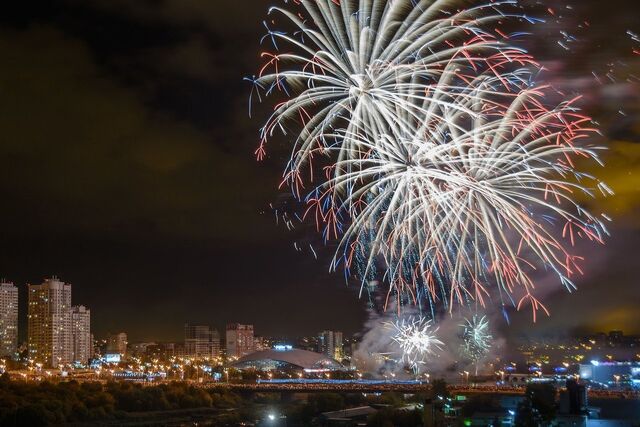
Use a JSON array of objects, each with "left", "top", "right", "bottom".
[
  {"left": 0, "top": 25, "right": 274, "bottom": 240},
  {"left": 67, "top": 0, "right": 267, "bottom": 34}
]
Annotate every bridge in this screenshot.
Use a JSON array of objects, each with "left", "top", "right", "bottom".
[
  {"left": 202, "top": 380, "right": 523, "bottom": 395},
  {"left": 200, "top": 380, "right": 639, "bottom": 400}
]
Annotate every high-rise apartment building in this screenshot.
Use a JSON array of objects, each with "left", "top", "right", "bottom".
[
  {"left": 28, "top": 277, "right": 73, "bottom": 367},
  {"left": 318, "top": 330, "right": 343, "bottom": 360},
  {"left": 128, "top": 342, "right": 156, "bottom": 357},
  {"left": 253, "top": 336, "right": 269, "bottom": 352},
  {"left": 90, "top": 333, "right": 95, "bottom": 358},
  {"left": 71, "top": 305, "right": 91, "bottom": 365},
  {"left": 211, "top": 329, "right": 221, "bottom": 357},
  {"left": 318, "top": 330, "right": 333, "bottom": 358},
  {"left": 145, "top": 342, "right": 178, "bottom": 360},
  {"left": 226, "top": 323, "right": 254, "bottom": 359},
  {"left": 184, "top": 324, "right": 220, "bottom": 359},
  {"left": 334, "top": 331, "right": 343, "bottom": 360},
  {"left": 0, "top": 282, "right": 18, "bottom": 357},
  {"left": 106, "top": 332, "right": 128, "bottom": 356}
]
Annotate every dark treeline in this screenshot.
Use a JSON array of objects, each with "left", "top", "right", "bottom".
[
  {"left": 0, "top": 374, "right": 432, "bottom": 426},
  {"left": 1, "top": 375, "right": 520, "bottom": 427},
  {"left": 0, "top": 374, "right": 242, "bottom": 426}
]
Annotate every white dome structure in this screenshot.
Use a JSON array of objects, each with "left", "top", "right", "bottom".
[{"left": 231, "top": 347, "right": 344, "bottom": 371}]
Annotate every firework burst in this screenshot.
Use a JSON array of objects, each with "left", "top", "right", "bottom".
[
  {"left": 388, "top": 316, "right": 444, "bottom": 373},
  {"left": 461, "top": 315, "right": 492, "bottom": 362},
  {"left": 311, "top": 81, "right": 610, "bottom": 319},
  {"left": 250, "top": 0, "right": 610, "bottom": 319},
  {"left": 251, "top": 0, "right": 538, "bottom": 169}
]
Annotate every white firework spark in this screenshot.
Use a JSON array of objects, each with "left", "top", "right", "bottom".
[
  {"left": 461, "top": 315, "right": 493, "bottom": 362},
  {"left": 316, "top": 83, "right": 610, "bottom": 319},
  {"left": 252, "top": 0, "right": 538, "bottom": 169},
  {"left": 389, "top": 316, "right": 444, "bottom": 372},
  {"left": 251, "top": 0, "right": 610, "bottom": 319}
]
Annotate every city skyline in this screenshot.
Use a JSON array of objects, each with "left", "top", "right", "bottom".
[
  {"left": 5, "top": 275, "right": 640, "bottom": 349},
  {"left": 4, "top": 274, "right": 640, "bottom": 344},
  {"left": 4, "top": 274, "right": 366, "bottom": 342},
  {"left": 1, "top": 275, "right": 360, "bottom": 355}
]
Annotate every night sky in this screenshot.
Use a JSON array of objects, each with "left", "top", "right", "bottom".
[{"left": 0, "top": 1, "right": 638, "bottom": 342}]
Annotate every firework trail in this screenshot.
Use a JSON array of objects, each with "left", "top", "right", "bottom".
[
  {"left": 388, "top": 316, "right": 444, "bottom": 374},
  {"left": 252, "top": 0, "right": 539, "bottom": 168},
  {"left": 250, "top": 0, "right": 610, "bottom": 320}
]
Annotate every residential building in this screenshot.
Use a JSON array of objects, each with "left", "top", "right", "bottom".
[
  {"left": 185, "top": 324, "right": 220, "bottom": 359},
  {"left": 71, "top": 305, "right": 91, "bottom": 365},
  {"left": 318, "top": 330, "right": 343, "bottom": 360},
  {"left": 0, "top": 281, "right": 18, "bottom": 357},
  {"left": 226, "top": 323, "right": 254, "bottom": 359},
  {"left": 28, "top": 277, "right": 73, "bottom": 367},
  {"left": 106, "top": 332, "right": 127, "bottom": 356}
]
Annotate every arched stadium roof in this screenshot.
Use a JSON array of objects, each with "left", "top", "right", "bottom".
[{"left": 231, "top": 348, "right": 344, "bottom": 371}]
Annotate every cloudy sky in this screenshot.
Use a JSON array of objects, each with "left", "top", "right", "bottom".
[{"left": 0, "top": 0, "right": 638, "bottom": 342}]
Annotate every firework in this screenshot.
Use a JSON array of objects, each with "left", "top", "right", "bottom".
[
  {"left": 389, "top": 316, "right": 444, "bottom": 373},
  {"left": 314, "top": 82, "right": 610, "bottom": 319},
  {"left": 251, "top": 0, "right": 610, "bottom": 319},
  {"left": 251, "top": 0, "right": 538, "bottom": 170},
  {"left": 461, "top": 315, "right": 492, "bottom": 363}
]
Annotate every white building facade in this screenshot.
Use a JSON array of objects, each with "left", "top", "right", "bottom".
[
  {"left": 28, "top": 277, "right": 73, "bottom": 367},
  {"left": 71, "top": 305, "right": 91, "bottom": 365},
  {"left": 226, "top": 323, "right": 254, "bottom": 359},
  {"left": 0, "top": 282, "right": 18, "bottom": 357}
]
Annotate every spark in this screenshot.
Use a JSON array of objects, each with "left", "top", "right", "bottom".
[
  {"left": 461, "top": 315, "right": 493, "bottom": 362},
  {"left": 250, "top": 0, "right": 610, "bottom": 319},
  {"left": 389, "top": 316, "right": 444, "bottom": 373}
]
